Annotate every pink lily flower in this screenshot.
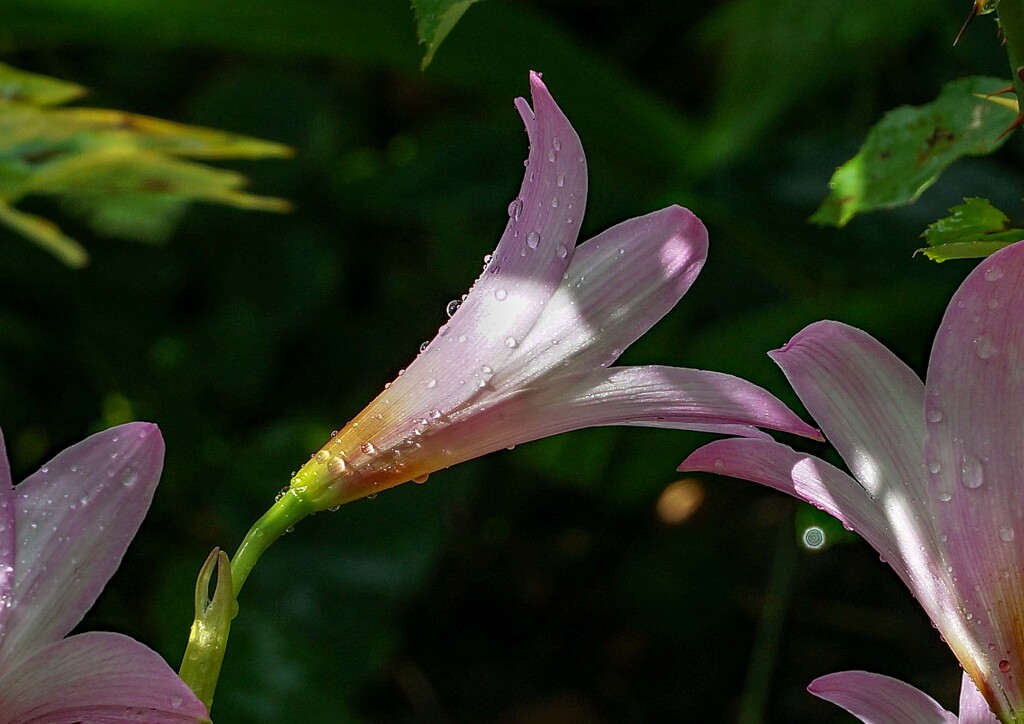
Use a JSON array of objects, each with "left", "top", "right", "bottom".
[
  {"left": 681, "top": 241, "right": 1024, "bottom": 721},
  {"left": 0, "top": 423, "right": 209, "bottom": 722},
  {"left": 289, "top": 72, "right": 820, "bottom": 509}
]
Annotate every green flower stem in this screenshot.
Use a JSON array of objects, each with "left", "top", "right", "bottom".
[
  {"left": 179, "top": 490, "right": 315, "bottom": 712},
  {"left": 998, "top": 0, "right": 1024, "bottom": 103},
  {"left": 230, "top": 489, "right": 315, "bottom": 597}
]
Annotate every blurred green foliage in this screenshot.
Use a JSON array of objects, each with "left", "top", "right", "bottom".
[
  {"left": 0, "top": 0, "right": 1017, "bottom": 722},
  {"left": 412, "top": 0, "right": 486, "bottom": 69},
  {"left": 0, "top": 62, "right": 291, "bottom": 267}
]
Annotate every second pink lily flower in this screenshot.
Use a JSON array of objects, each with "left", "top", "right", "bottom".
[
  {"left": 289, "top": 72, "right": 820, "bottom": 510},
  {"left": 683, "top": 240, "right": 1024, "bottom": 721}
]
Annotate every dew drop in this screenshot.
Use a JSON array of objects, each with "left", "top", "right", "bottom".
[
  {"left": 446, "top": 299, "right": 461, "bottom": 317},
  {"left": 361, "top": 442, "right": 377, "bottom": 455},
  {"left": 420, "top": 340, "right": 430, "bottom": 352},
  {"left": 961, "top": 454, "right": 984, "bottom": 489},
  {"left": 367, "top": 493, "right": 378, "bottom": 500},
  {"left": 938, "top": 492, "right": 952, "bottom": 502},
  {"left": 985, "top": 266, "right": 1005, "bottom": 282},
  {"left": 802, "top": 526, "right": 825, "bottom": 549},
  {"left": 458, "top": 334, "right": 467, "bottom": 343},
  {"left": 974, "top": 333, "right": 996, "bottom": 359},
  {"left": 481, "top": 365, "right": 492, "bottom": 374},
  {"left": 552, "top": 137, "right": 561, "bottom": 151},
  {"left": 1000, "top": 659, "right": 1012, "bottom": 673},
  {"left": 929, "top": 461, "right": 942, "bottom": 474},
  {"left": 505, "top": 337, "right": 518, "bottom": 348},
  {"left": 526, "top": 231, "right": 540, "bottom": 248},
  {"left": 551, "top": 196, "right": 559, "bottom": 208},
  {"left": 328, "top": 457, "right": 347, "bottom": 476},
  {"left": 507, "top": 198, "right": 523, "bottom": 220},
  {"left": 556, "top": 173, "right": 565, "bottom": 187},
  {"left": 1000, "top": 526, "right": 1015, "bottom": 542},
  {"left": 555, "top": 243, "right": 568, "bottom": 258},
  {"left": 426, "top": 378, "right": 437, "bottom": 388},
  {"left": 494, "top": 288, "right": 507, "bottom": 301},
  {"left": 927, "top": 409, "right": 943, "bottom": 423},
  {"left": 547, "top": 150, "right": 556, "bottom": 163},
  {"left": 315, "top": 450, "right": 331, "bottom": 464},
  {"left": 413, "top": 473, "right": 430, "bottom": 484}
]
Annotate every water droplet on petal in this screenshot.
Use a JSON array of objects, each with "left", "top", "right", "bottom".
[
  {"left": 315, "top": 450, "right": 331, "bottom": 464},
  {"left": 547, "top": 150, "right": 556, "bottom": 163},
  {"left": 556, "top": 173, "right": 565, "bottom": 187},
  {"left": 1000, "top": 659, "right": 1011, "bottom": 673},
  {"left": 552, "top": 137, "right": 560, "bottom": 151},
  {"left": 507, "top": 198, "right": 523, "bottom": 220},
  {"left": 446, "top": 299, "right": 462, "bottom": 317},
  {"left": 426, "top": 378, "right": 437, "bottom": 388},
  {"left": 1000, "top": 526, "right": 1015, "bottom": 542},
  {"left": 929, "top": 462, "right": 941, "bottom": 474},
  {"left": 481, "top": 365, "right": 492, "bottom": 374},
  {"left": 938, "top": 492, "right": 952, "bottom": 502},
  {"left": 555, "top": 243, "right": 568, "bottom": 258},
  {"left": 961, "top": 454, "right": 984, "bottom": 489},
  {"left": 526, "top": 231, "right": 540, "bottom": 248},
  {"left": 974, "top": 333, "right": 996, "bottom": 359},
  {"left": 328, "top": 457, "right": 347, "bottom": 476},
  {"left": 985, "top": 266, "right": 1004, "bottom": 282},
  {"left": 413, "top": 473, "right": 429, "bottom": 484},
  {"left": 551, "top": 196, "right": 559, "bottom": 208},
  {"left": 361, "top": 442, "right": 377, "bottom": 455},
  {"left": 495, "top": 288, "right": 507, "bottom": 301},
  {"left": 419, "top": 340, "right": 430, "bottom": 352},
  {"left": 505, "top": 337, "right": 518, "bottom": 348},
  {"left": 927, "top": 409, "right": 943, "bottom": 423}
]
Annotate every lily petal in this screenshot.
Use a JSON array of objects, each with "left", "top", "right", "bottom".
[
  {"left": 680, "top": 438, "right": 903, "bottom": 569},
  {"left": 495, "top": 205, "right": 707, "bottom": 388},
  {"left": 0, "top": 631, "right": 209, "bottom": 722},
  {"left": 769, "top": 320, "right": 928, "bottom": 507},
  {"left": 808, "top": 670, "right": 958, "bottom": 724},
  {"left": 352, "top": 70, "right": 587, "bottom": 451},
  {"left": 959, "top": 671, "right": 1000, "bottom": 723},
  {"left": 922, "top": 240, "right": 1024, "bottom": 712},
  {"left": 0, "top": 429, "right": 14, "bottom": 643},
  {"left": 446, "top": 364, "right": 821, "bottom": 460},
  {"left": 0, "top": 423, "right": 163, "bottom": 670}
]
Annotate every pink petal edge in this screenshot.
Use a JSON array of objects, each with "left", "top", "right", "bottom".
[
  {"left": 0, "top": 423, "right": 164, "bottom": 669},
  {"left": 0, "top": 631, "right": 208, "bottom": 722},
  {"left": 0, "top": 428, "right": 14, "bottom": 642},
  {"left": 808, "top": 670, "right": 957, "bottom": 724}
]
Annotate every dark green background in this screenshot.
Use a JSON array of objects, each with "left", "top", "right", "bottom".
[{"left": 0, "top": 1, "right": 1017, "bottom": 721}]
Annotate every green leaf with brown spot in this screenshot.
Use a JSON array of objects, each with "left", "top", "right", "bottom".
[
  {"left": 918, "top": 197, "right": 1024, "bottom": 262},
  {"left": 812, "top": 76, "right": 1018, "bottom": 227},
  {"left": 411, "top": 0, "right": 485, "bottom": 69}
]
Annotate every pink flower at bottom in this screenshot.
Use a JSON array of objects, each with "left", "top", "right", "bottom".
[
  {"left": 682, "top": 241, "right": 1024, "bottom": 720},
  {"left": 0, "top": 423, "right": 208, "bottom": 722}
]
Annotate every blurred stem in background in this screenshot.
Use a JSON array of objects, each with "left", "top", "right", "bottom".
[
  {"left": 178, "top": 491, "right": 315, "bottom": 711},
  {"left": 738, "top": 521, "right": 797, "bottom": 724}
]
